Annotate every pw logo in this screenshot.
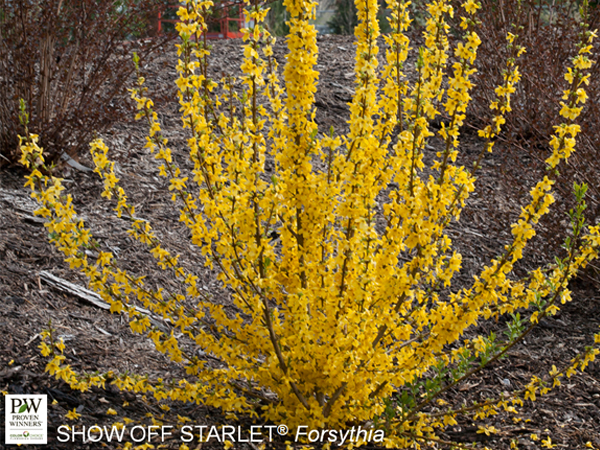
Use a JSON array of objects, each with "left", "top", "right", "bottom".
[
  {"left": 10, "top": 397, "right": 43, "bottom": 414},
  {"left": 5, "top": 394, "right": 47, "bottom": 445}
]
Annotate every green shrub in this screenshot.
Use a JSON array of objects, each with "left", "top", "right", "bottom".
[
  {"left": 265, "top": 0, "right": 290, "bottom": 36},
  {"left": 328, "top": 0, "right": 391, "bottom": 34}
]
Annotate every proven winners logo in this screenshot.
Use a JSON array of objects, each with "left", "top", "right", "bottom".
[{"left": 5, "top": 394, "right": 47, "bottom": 444}]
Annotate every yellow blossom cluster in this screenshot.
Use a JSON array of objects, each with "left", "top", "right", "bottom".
[{"left": 19, "top": 0, "right": 600, "bottom": 446}]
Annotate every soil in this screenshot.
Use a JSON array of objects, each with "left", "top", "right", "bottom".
[{"left": 1, "top": 34, "right": 600, "bottom": 450}]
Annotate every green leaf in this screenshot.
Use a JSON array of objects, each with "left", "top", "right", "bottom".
[{"left": 18, "top": 404, "right": 27, "bottom": 414}]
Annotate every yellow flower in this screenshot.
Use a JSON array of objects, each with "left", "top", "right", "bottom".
[
  {"left": 541, "top": 437, "right": 556, "bottom": 448},
  {"left": 169, "top": 177, "right": 188, "bottom": 191},
  {"left": 66, "top": 408, "right": 81, "bottom": 421}
]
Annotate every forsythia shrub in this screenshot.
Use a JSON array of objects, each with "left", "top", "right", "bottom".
[{"left": 20, "top": 0, "right": 600, "bottom": 446}]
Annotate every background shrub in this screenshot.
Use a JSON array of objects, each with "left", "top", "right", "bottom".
[
  {"left": 265, "top": 0, "right": 290, "bottom": 36},
  {"left": 328, "top": 0, "right": 358, "bottom": 34},
  {"left": 328, "top": 0, "right": 391, "bottom": 34},
  {"left": 471, "top": 0, "right": 600, "bottom": 262},
  {"left": 0, "top": 0, "right": 167, "bottom": 167}
]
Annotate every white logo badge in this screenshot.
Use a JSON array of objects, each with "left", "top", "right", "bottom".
[{"left": 5, "top": 394, "right": 48, "bottom": 444}]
